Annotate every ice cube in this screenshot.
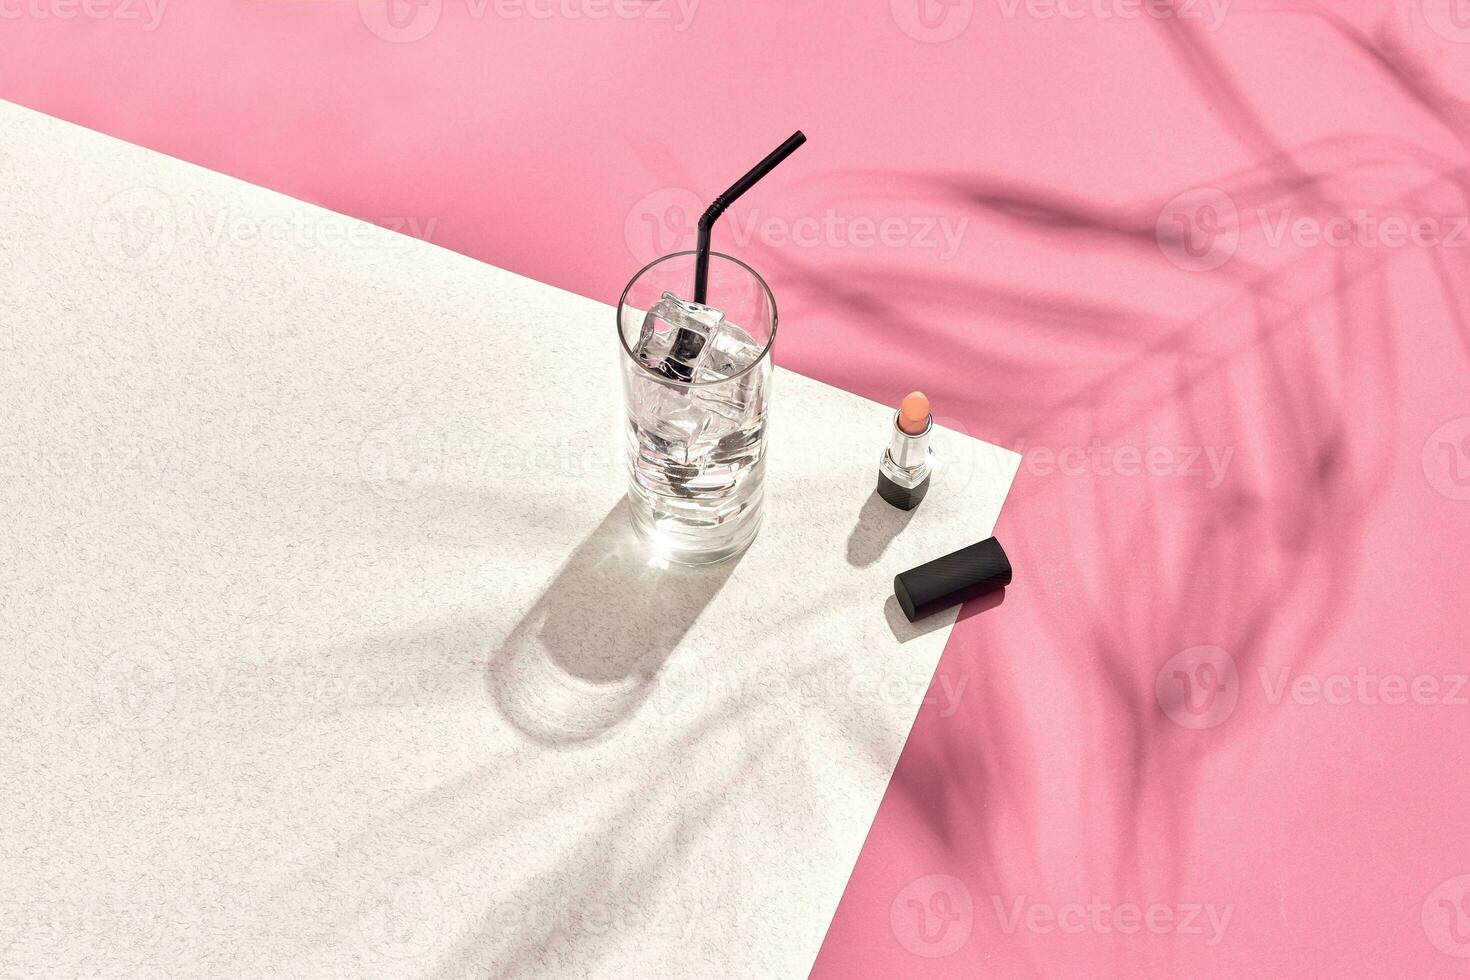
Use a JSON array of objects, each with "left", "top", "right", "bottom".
[
  {"left": 692, "top": 320, "right": 762, "bottom": 384},
  {"left": 634, "top": 291, "right": 726, "bottom": 383},
  {"left": 688, "top": 320, "right": 764, "bottom": 429}
]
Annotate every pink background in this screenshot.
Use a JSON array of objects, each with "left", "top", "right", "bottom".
[{"left": 6, "top": 0, "right": 1470, "bottom": 974}]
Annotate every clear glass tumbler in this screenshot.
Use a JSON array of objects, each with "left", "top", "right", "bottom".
[{"left": 616, "top": 250, "right": 777, "bottom": 565}]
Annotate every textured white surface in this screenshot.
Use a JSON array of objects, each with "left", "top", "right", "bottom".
[{"left": 0, "top": 100, "right": 1019, "bottom": 979}]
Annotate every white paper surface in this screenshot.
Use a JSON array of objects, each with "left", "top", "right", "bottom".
[{"left": 0, "top": 100, "right": 1019, "bottom": 979}]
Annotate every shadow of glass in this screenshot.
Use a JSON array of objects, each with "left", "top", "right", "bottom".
[
  {"left": 846, "top": 488, "right": 917, "bottom": 568},
  {"left": 488, "top": 500, "right": 739, "bottom": 745}
]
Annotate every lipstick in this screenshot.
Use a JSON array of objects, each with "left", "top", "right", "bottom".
[{"left": 877, "top": 391, "right": 935, "bottom": 510}]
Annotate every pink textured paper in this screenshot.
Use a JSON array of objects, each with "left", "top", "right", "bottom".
[{"left": 4, "top": 1, "right": 1469, "bottom": 974}]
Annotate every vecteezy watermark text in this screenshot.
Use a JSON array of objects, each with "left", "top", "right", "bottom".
[
  {"left": 995, "top": 0, "right": 1228, "bottom": 30},
  {"left": 648, "top": 660, "right": 971, "bottom": 724},
  {"left": 488, "top": 0, "right": 697, "bottom": 25},
  {"left": 992, "top": 896, "right": 1234, "bottom": 946},
  {"left": 1015, "top": 439, "right": 1234, "bottom": 488},
  {"left": 890, "top": 0, "right": 1228, "bottom": 43},
  {"left": 1260, "top": 667, "right": 1470, "bottom": 707},
  {"left": 1258, "top": 209, "right": 1470, "bottom": 250},
  {"left": 0, "top": 0, "right": 167, "bottom": 29},
  {"left": 356, "top": 0, "right": 698, "bottom": 42},
  {"left": 625, "top": 187, "right": 967, "bottom": 265}
]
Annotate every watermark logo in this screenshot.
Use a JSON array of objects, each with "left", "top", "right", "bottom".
[
  {"left": 890, "top": 874, "right": 974, "bottom": 958},
  {"left": 625, "top": 187, "right": 706, "bottom": 264},
  {"left": 93, "top": 187, "right": 176, "bottom": 272},
  {"left": 1155, "top": 646, "right": 1238, "bottom": 729},
  {"left": 1156, "top": 187, "right": 1238, "bottom": 272},
  {"left": 359, "top": 0, "right": 441, "bottom": 41},
  {"left": 1424, "top": 874, "right": 1470, "bottom": 957},
  {"left": 94, "top": 643, "right": 178, "bottom": 730},
  {"left": 1422, "top": 0, "right": 1470, "bottom": 43},
  {"left": 358, "top": 873, "right": 445, "bottom": 959},
  {"left": 358, "top": 416, "right": 446, "bottom": 501},
  {"left": 1422, "top": 417, "right": 1470, "bottom": 500},
  {"left": 891, "top": 0, "right": 974, "bottom": 42}
]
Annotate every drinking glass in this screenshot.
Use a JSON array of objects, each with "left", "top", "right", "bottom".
[{"left": 616, "top": 250, "right": 777, "bottom": 565}]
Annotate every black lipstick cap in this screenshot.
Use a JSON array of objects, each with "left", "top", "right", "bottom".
[{"left": 894, "top": 536, "right": 1012, "bottom": 622}]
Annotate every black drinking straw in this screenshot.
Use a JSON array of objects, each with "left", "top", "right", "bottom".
[{"left": 693, "top": 130, "right": 807, "bottom": 304}]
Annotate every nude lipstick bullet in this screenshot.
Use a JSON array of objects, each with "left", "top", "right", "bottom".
[{"left": 877, "top": 391, "right": 935, "bottom": 510}]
